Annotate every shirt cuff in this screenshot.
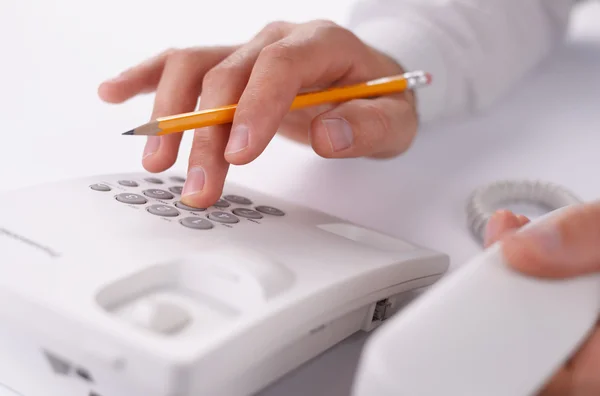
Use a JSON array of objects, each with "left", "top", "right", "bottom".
[{"left": 350, "top": 17, "right": 450, "bottom": 124}]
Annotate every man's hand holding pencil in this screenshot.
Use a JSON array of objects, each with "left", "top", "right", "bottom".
[{"left": 98, "top": 20, "right": 428, "bottom": 209}]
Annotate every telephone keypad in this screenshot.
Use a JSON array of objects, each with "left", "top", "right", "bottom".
[
  {"left": 208, "top": 211, "right": 240, "bottom": 224},
  {"left": 92, "top": 175, "right": 285, "bottom": 230},
  {"left": 214, "top": 199, "right": 231, "bottom": 208},
  {"left": 256, "top": 206, "right": 285, "bottom": 216},
  {"left": 232, "top": 208, "right": 263, "bottom": 219},
  {"left": 224, "top": 195, "right": 252, "bottom": 205},
  {"left": 90, "top": 183, "right": 111, "bottom": 192},
  {"left": 174, "top": 201, "right": 205, "bottom": 211},
  {"left": 169, "top": 186, "right": 183, "bottom": 195},
  {"left": 115, "top": 193, "right": 147, "bottom": 205},
  {"left": 180, "top": 217, "right": 214, "bottom": 230},
  {"left": 118, "top": 180, "right": 138, "bottom": 187},
  {"left": 143, "top": 189, "right": 174, "bottom": 200},
  {"left": 147, "top": 204, "right": 180, "bottom": 217}
]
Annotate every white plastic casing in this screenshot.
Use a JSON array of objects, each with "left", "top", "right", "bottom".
[
  {"left": 352, "top": 207, "right": 600, "bottom": 396},
  {"left": 0, "top": 172, "right": 449, "bottom": 396}
]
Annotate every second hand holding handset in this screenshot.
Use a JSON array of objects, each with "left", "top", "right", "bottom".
[{"left": 352, "top": 204, "right": 600, "bottom": 396}]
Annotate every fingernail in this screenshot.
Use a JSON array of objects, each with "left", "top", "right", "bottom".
[
  {"left": 484, "top": 216, "right": 502, "bottom": 243},
  {"left": 483, "top": 210, "right": 509, "bottom": 245},
  {"left": 225, "top": 125, "right": 249, "bottom": 154},
  {"left": 143, "top": 137, "right": 161, "bottom": 159},
  {"left": 516, "top": 220, "right": 562, "bottom": 253},
  {"left": 182, "top": 167, "right": 206, "bottom": 196},
  {"left": 322, "top": 118, "right": 353, "bottom": 152}
]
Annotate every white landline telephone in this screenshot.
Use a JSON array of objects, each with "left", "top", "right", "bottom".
[{"left": 0, "top": 172, "right": 597, "bottom": 396}]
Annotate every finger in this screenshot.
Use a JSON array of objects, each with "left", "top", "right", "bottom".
[
  {"left": 307, "top": 94, "right": 417, "bottom": 159},
  {"left": 537, "top": 366, "right": 573, "bottom": 396},
  {"left": 225, "top": 20, "right": 382, "bottom": 165},
  {"left": 142, "top": 48, "right": 229, "bottom": 172},
  {"left": 516, "top": 214, "right": 531, "bottom": 227},
  {"left": 538, "top": 326, "right": 600, "bottom": 395},
  {"left": 483, "top": 210, "right": 524, "bottom": 248},
  {"left": 181, "top": 22, "right": 294, "bottom": 208},
  {"left": 502, "top": 201, "right": 600, "bottom": 278},
  {"left": 97, "top": 49, "right": 173, "bottom": 103},
  {"left": 144, "top": 48, "right": 234, "bottom": 171},
  {"left": 568, "top": 326, "right": 600, "bottom": 393}
]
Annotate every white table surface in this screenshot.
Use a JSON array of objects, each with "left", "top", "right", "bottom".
[{"left": 1, "top": 1, "right": 599, "bottom": 395}]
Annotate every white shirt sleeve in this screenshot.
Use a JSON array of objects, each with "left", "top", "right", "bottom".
[{"left": 346, "top": 0, "right": 578, "bottom": 124}]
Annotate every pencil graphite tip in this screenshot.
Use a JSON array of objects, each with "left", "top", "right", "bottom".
[{"left": 122, "top": 130, "right": 134, "bottom": 135}]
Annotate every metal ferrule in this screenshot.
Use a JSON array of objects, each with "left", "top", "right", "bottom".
[{"left": 404, "top": 71, "right": 429, "bottom": 89}]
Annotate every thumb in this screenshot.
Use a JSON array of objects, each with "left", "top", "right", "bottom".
[
  {"left": 501, "top": 201, "right": 600, "bottom": 278},
  {"left": 308, "top": 95, "right": 418, "bottom": 159}
]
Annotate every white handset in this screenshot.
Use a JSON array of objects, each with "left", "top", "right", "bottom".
[{"left": 352, "top": 196, "right": 600, "bottom": 396}]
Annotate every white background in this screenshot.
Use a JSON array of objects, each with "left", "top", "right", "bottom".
[{"left": 0, "top": 1, "right": 599, "bottom": 395}]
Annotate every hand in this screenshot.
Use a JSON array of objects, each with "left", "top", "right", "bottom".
[
  {"left": 98, "top": 20, "right": 417, "bottom": 208},
  {"left": 484, "top": 204, "right": 600, "bottom": 396}
]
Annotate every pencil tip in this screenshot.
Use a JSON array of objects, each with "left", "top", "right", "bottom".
[{"left": 122, "top": 130, "right": 134, "bottom": 135}]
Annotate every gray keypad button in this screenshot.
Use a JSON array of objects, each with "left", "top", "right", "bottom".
[
  {"left": 224, "top": 194, "right": 252, "bottom": 205},
  {"left": 170, "top": 176, "right": 186, "bottom": 183},
  {"left": 90, "top": 183, "right": 111, "bottom": 192},
  {"left": 143, "top": 189, "right": 174, "bottom": 200},
  {"left": 232, "top": 208, "right": 263, "bottom": 219},
  {"left": 115, "top": 193, "right": 147, "bottom": 205},
  {"left": 169, "top": 186, "right": 183, "bottom": 195},
  {"left": 174, "top": 201, "right": 206, "bottom": 211},
  {"left": 213, "top": 199, "right": 231, "bottom": 208},
  {"left": 180, "top": 217, "right": 214, "bottom": 230},
  {"left": 207, "top": 211, "right": 239, "bottom": 224},
  {"left": 145, "top": 177, "right": 163, "bottom": 184},
  {"left": 255, "top": 205, "right": 285, "bottom": 216},
  {"left": 147, "top": 204, "right": 179, "bottom": 217},
  {"left": 118, "top": 180, "right": 138, "bottom": 187}
]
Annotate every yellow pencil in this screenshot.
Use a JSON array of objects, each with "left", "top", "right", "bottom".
[{"left": 122, "top": 71, "right": 431, "bottom": 136}]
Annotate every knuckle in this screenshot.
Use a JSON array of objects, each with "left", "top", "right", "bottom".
[
  {"left": 190, "top": 130, "right": 214, "bottom": 153},
  {"left": 165, "top": 47, "right": 196, "bottom": 63},
  {"left": 307, "top": 19, "right": 339, "bottom": 30},
  {"left": 202, "top": 50, "right": 251, "bottom": 90},
  {"left": 201, "top": 65, "right": 231, "bottom": 89},
  {"left": 162, "top": 47, "right": 179, "bottom": 57},
  {"left": 260, "top": 41, "right": 297, "bottom": 69},
  {"left": 261, "top": 20, "right": 291, "bottom": 36},
  {"left": 392, "top": 101, "right": 418, "bottom": 153},
  {"left": 217, "top": 51, "right": 248, "bottom": 72},
  {"left": 188, "top": 136, "right": 216, "bottom": 168},
  {"left": 306, "top": 19, "right": 349, "bottom": 38},
  {"left": 364, "top": 102, "right": 394, "bottom": 139},
  {"left": 366, "top": 100, "right": 416, "bottom": 157},
  {"left": 190, "top": 129, "right": 228, "bottom": 160}
]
